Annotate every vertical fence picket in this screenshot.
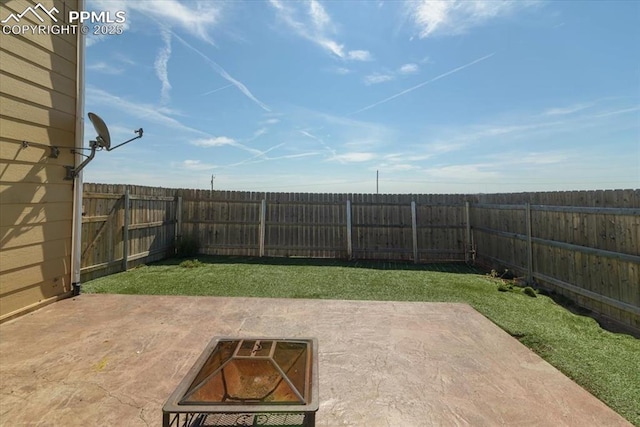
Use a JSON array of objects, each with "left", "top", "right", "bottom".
[
  {"left": 411, "top": 201, "right": 418, "bottom": 263},
  {"left": 525, "top": 203, "right": 533, "bottom": 284},
  {"left": 122, "top": 187, "right": 130, "bottom": 271},
  {"left": 259, "top": 199, "right": 266, "bottom": 257},
  {"left": 346, "top": 200, "right": 353, "bottom": 259}
]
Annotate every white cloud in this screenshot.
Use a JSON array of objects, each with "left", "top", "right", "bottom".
[
  {"left": 425, "top": 141, "right": 467, "bottom": 154},
  {"left": 192, "top": 137, "right": 236, "bottom": 147},
  {"left": 376, "top": 163, "right": 419, "bottom": 172},
  {"left": 398, "top": 63, "right": 419, "bottom": 74},
  {"left": 511, "top": 151, "right": 568, "bottom": 165},
  {"left": 331, "top": 67, "right": 352, "bottom": 75},
  {"left": 180, "top": 160, "right": 215, "bottom": 171},
  {"left": 395, "top": 98, "right": 638, "bottom": 166},
  {"left": 362, "top": 63, "right": 417, "bottom": 87},
  {"left": 347, "top": 50, "right": 373, "bottom": 61},
  {"left": 269, "top": 0, "right": 285, "bottom": 10},
  {"left": 223, "top": 151, "right": 320, "bottom": 168},
  {"left": 87, "top": 62, "right": 123, "bottom": 75},
  {"left": 590, "top": 106, "right": 640, "bottom": 118},
  {"left": 131, "top": 1, "right": 220, "bottom": 44},
  {"left": 544, "top": 103, "right": 592, "bottom": 116},
  {"left": 85, "top": 0, "right": 130, "bottom": 46},
  {"left": 191, "top": 136, "right": 283, "bottom": 158},
  {"left": 299, "top": 130, "right": 337, "bottom": 157},
  {"left": 309, "top": 108, "right": 397, "bottom": 147},
  {"left": 277, "top": 152, "right": 319, "bottom": 160},
  {"left": 252, "top": 127, "right": 268, "bottom": 139},
  {"left": 364, "top": 73, "right": 395, "bottom": 85},
  {"left": 408, "top": 0, "right": 540, "bottom": 38},
  {"left": 112, "top": 52, "right": 136, "bottom": 66},
  {"left": 309, "top": 0, "right": 331, "bottom": 30},
  {"left": 86, "top": 86, "right": 207, "bottom": 135},
  {"left": 146, "top": 1, "right": 220, "bottom": 43},
  {"left": 155, "top": 28, "right": 172, "bottom": 105},
  {"left": 87, "top": 0, "right": 221, "bottom": 45},
  {"left": 221, "top": 143, "right": 286, "bottom": 167},
  {"left": 331, "top": 152, "right": 376, "bottom": 163},
  {"left": 425, "top": 163, "right": 501, "bottom": 180},
  {"left": 352, "top": 53, "right": 495, "bottom": 114},
  {"left": 269, "top": 0, "right": 369, "bottom": 61},
  {"left": 171, "top": 32, "right": 271, "bottom": 112},
  {"left": 363, "top": 63, "right": 418, "bottom": 87},
  {"left": 319, "top": 39, "right": 345, "bottom": 57}
]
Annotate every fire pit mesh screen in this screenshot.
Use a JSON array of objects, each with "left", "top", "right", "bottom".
[
  {"left": 181, "top": 340, "right": 308, "bottom": 405},
  {"left": 172, "top": 412, "right": 306, "bottom": 426},
  {"left": 163, "top": 337, "right": 318, "bottom": 427}
]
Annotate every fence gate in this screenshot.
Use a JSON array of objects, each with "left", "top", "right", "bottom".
[{"left": 80, "top": 185, "right": 178, "bottom": 282}]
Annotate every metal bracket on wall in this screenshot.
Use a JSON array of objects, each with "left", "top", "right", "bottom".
[{"left": 21, "top": 140, "right": 60, "bottom": 158}]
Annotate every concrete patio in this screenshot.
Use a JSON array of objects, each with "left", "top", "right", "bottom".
[{"left": 0, "top": 294, "right": 631, "bottom": 426}]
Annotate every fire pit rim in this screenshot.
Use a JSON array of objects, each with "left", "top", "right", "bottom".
[{"left": 162, "top": 336, "right": 319, "bottom": 414}]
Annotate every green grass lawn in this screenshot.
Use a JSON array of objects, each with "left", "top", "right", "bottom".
[{"left": 83, "top": 256, "right": 640, "bottom": 426}]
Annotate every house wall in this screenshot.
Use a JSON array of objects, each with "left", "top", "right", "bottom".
[{"left": 0, "top": 0, "right": 80, "bottom": 321}]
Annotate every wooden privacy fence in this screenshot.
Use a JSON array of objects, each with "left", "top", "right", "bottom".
[
  {"left": 181, "top": 191, "right": 469, "bottom": 262},
  {"left": 81, "top": 184, "right": 177, "bottom": 282},
  {"left": 470, "top": 202, "right": 640, "bottom": 328},
  {"left": 80, "top": 185, "right": 639, "bottom": 330}
]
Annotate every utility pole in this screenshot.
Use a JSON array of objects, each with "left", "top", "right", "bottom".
[{"left": 210, "top": 174, "right": 215, "bottom": 191}]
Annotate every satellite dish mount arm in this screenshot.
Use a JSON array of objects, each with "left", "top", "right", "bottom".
[
  {"left": 65, "top": 113, "right": 143, "bottom": 180},
  {"left": 65, "top": 140, "right": 99, "bottom": 180},
  {"left": 107, "top": 128, "right": 143, "bottom": 151}
]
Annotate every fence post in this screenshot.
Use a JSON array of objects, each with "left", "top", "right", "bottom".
[
  {"left": 259, "top": 199, "right": 266, "bottom": 257},
  {"left": 346, "top": 200, "right": 353, "bottom": 259},
  {"left": 175, "top": 195, "right": 183, "bottom": 253},
  {"left": 122, "top": 187, "right": 130, "bottom": 271},
  {"left": 465, "top": 201, "right": 471, "bottom": 263},
  {"left": 525, "top": 202, "right": 533, "bottom": 284},
  {"left": 411, "top": 201, "right": 418, "bottom": 263}
]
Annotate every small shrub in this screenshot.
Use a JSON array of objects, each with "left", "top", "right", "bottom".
[
  {"left": 176, "top": 235, "right": 199, "bottom": 258},
  {"left": 488, "top": 269, "right": 511, "bottom": 280},
  {"left": 179, "top": 259, "right": 204, "bottom": 268},
  {"left": 497, "top": 284, "right": 510, "bottom": 292},
  {"left": 523, "top": 286, "right": 537, "bottom": 298}
]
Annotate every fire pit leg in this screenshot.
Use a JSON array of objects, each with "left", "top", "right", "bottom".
[
  {"left": 305, "top": 412, "right": 316, "bottom": 427},
  {"left": 163, "top": 337, "right": 318, "bottom": 427}
]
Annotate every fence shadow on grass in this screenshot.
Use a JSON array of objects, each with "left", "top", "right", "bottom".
[{"left": 155, "top": 254, "right": 483, "bottom": 275}]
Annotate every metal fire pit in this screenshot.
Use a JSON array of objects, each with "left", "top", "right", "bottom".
[{"left": 163, "top": 337, "right": 318, "bottom": 427}]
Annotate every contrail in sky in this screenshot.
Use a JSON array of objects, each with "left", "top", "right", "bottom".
[
  {"left": 171, "top": 31, "right": 271, "bottom": 112},
  {"left": 200, "top": 84, "right": 234, "bottom": 97},
  {"left": 350, "top": 53, "right": 496, "bottom": 115},
  {"left": 225, "top": 143, "right": 286, "bottom": 167}
]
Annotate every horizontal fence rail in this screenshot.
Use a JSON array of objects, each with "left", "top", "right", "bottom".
[
  {"left": 470, "top": 200, "right": 639, "bottom": 329},
  {"left": 180, "top": 191, "right": 468, "bottom": 262},
  {"left": 80, "top": 185, "right": 639, "bottom": 330}
]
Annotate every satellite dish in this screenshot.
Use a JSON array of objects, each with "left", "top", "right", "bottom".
[
  {"left": 88, "top": 112, "right": 111, "bottom": 150},
  {"left": 65, "top": 112, "right": 143, "bottom": 179}
]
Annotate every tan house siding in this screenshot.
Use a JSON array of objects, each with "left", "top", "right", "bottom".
[{"left": 0, "top": 0, "right": 80, "bottom": 320}]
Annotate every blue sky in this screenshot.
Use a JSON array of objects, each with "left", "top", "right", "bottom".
[{"left": 84, "top": 0, "right": 640, "bottom": 193}]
